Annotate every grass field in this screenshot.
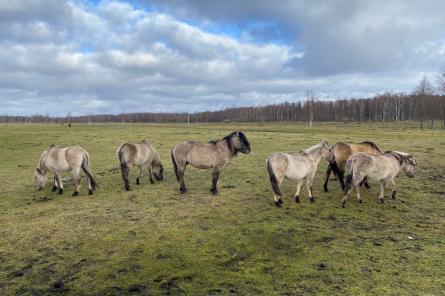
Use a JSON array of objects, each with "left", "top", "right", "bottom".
[{"left": 0, "top": 122, "right": 444, "bottom": 295}]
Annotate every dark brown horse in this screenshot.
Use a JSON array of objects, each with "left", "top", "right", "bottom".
[
  {"left": 171, "top": 131, "right": 250, "bottom": 194},
  {"left": 324, "top": 141, "right": 382, "bottom": 192}
]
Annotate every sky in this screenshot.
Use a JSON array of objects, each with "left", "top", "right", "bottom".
[{"left": 1, "top": 0, "right": 445, "bottom": 116}]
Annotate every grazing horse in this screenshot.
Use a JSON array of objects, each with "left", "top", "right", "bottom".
[
  {"left": 116, "top": 140, "right": 164, "bottom": 191},
  {"left": 171, "top": 131, "right": 250, "bottom": 194},
  {"left": 341, "top": 151, "right": 417, "bottom": 207},
  {"left": 267, "top": 141, "right": 330, "bottom": 207},
  {"left": 324, "top": 141, "right": 382, "bottom": 192},
  {"left": 34, "top": 145, "right": 97, "bottom": 196}
]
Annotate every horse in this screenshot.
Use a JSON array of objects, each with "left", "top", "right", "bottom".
[
  {"left": 34, "top": 145, "right": 97, "bottom": 196},
  {"left": 267, "top": 141, "right": 330, "bottom": 207},
  {"left": 116, "top": 140, "right": 164, "bottom": 191},
  {"left": 171, "top": 131, "right": 250, "bottom": 194},
  {"left": 324, "top": 141, "right": 382, "bottom": 192},
  {"left": 341, "top": 151, "right": 417, "bottom": 207}
]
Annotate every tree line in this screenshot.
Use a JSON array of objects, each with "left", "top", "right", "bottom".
[{"left": 2, "top": 70, "right": 445, "bottom": 128}]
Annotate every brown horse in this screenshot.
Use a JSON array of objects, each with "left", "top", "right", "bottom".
[
  {"left": 116, "top": 140, "right": 164, "bottom": 191},
  {"left": 324, "top": 141, "right": 382, "bottom": 192},
  {"left": 171, "top": 131, "right": 250, "bottom": 194},
  {"left": 35, "top": 145, "right": 97, "bottom": 196}
]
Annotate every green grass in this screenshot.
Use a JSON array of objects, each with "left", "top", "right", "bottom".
[{"left": 0, "top": 122, "right": 444, "bottom": 295}]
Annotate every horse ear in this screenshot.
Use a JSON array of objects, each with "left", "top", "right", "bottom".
[{"left": 35, "top": 167, "right": 42, "bottom": 174}]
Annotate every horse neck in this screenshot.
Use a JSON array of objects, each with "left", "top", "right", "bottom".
[
  {"left": 151, "top": 151, "right": 161, "bottom": 165},
  {"left": 388, "top": 153, "right": 403, "bottom": 172},
  {"left": 38, "top": 152, "right": 48, "bottom": 173},
  {"left": 304, "top": 147, "right": 324, "bottom": 164},
  {"left": 216, "top": 139, "right": 234, "bottom": 158}
]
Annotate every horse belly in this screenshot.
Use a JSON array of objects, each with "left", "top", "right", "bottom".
[
  {"left": 285, "top": 162, "right": 307, "bottom": 180},
  {"left": 187, "top": 149, "right": 215, "bottom": 169}
]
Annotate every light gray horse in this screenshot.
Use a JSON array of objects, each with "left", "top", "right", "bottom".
[
  {"left": 267, "top": 141, "right": 330, "bottom": 207},
  {"left": 342, "top": 151, "right": 417, "bottom": 207},
  {"left": 171, "top": 131, "right": 250, "bottom": 194},
  {"left": 116, "top": 140, "right": 164, "bottom": 191},
  {"left": 35, "top": 145, "right": 97, "bottom": 196}
]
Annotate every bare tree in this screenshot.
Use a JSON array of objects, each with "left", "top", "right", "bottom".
[
  {"left": 66, "top": 112, "right": 72, "bottom": 127},
  {"left": 437, "top": 65, "right": 445, "bottom": 128},
  {"left": 413, "top": 76, "right": 435, "bottom": 129},
  {"left": 306, "top": 90, "right": 315, "bottom": 127}
]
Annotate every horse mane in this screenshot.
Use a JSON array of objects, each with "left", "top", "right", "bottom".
[
  {"left": 209, "top": 131, "right": 250, "bottom": 156},
  {"left": 386, "top": 151, "right": 412, "bottom": 165},
  {"left": 302, "top": 142, "right": 323, "bottom": 155},
  {"left": 360, "top": 141, "right": 382, "bottom": 152}
]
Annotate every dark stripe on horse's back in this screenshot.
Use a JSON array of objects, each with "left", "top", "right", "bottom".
[
  {"left": 361, "top": 141, "right": 382, "bottom": 152},
  {"left": 385, "top": 151, "right": 403, "bottom": 165}
]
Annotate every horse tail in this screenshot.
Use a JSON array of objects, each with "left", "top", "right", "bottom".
[
  {"left": 117, "top": 144, "right": 127, "bottom": 172},
  {"left": 267, "top": 158, "right": 282, "bottom": 197},
  {"left": 171, "top": 149, "right": 179, "bottom": 181},
  {"left": 82, "top": 150, "right": 97, "bottom": 192},
  {"left": 344, "top": 159, "right": 354, "bottom": 193}
]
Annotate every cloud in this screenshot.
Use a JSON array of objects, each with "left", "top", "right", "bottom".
[{"left": 0, "top": 0, "right": 444, "bottom": 115}]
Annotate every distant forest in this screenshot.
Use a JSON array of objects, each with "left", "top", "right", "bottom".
[{"left": 3, "top": 72, "right": 445, "bottom": 128}]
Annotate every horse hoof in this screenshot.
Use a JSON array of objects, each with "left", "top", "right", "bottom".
[
  {"left": 210, "top": 189, "right": 218, "bottom": 195},
  {"left": 309, "top": 197, "right": 315, "bottom": 203},
  {"left": 295, "top": 196, "right": 300, "bottom": 203},
  {"left": 180, "top": 189, "right": 187, "bottom": 194},
  {"left": 279, "top": 199, "right": 283, "bottom": 204},
  {"left": 341, "top": 202, "right": 347, "bottom": 208},
  {"left": 365, "top": 184, "right": 370, "bottom": 189},
  {"left": 323, "top": 186, "right": 328, "bottom": 192},
  {"left": 380, "top": 198, "right": 384, "bottom": 204},
  {"left": 136, "top": 178, "right": 140, "bottom": 185},
  {"left": 58, "top": 189, "right": 63, "bottom": 194},
  {"left": 51, "top": 186, "right": 57, "bottom": 192},
  {"left": 392, "top": 191, "right": 397, "bottom": 199},
  {"left": 275, "top": 201, "right": 282, "bottom": 207},
  {"left": 72, "top": 191, "right": 79, "bottom": 197},
  {"left": 358, "top": 199, "right": 362, "bottom": 203},
  {"left": 88, "top": 189, "right": 93, "bottom": 195}
]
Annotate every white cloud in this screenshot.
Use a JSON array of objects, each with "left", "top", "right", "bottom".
[{"left": 0, "top": 0, "right": 444, "bottom": 115}]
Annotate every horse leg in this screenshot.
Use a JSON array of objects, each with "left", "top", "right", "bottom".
[
  {"left": 363, "top": 177, "right": 370, "bottom": 189},
  {"left": 356, "top": 186, "right": 362, "bottom": 204},
  {"left": 51, "top": 176, "right": 58, "bottom": 192},
  {"left": 379, "top": 181, "right": 386, "bottom": 203},
  {"left": 210, "top": 168, "right": 220, "bottom": 195},
  {"left": 306, "top": 178, "right": 315, "bottom": 203},
  {"left": 136, "top": 165, "right": 142, "bottom": 185},
  {"left": 147, "top": 164, "right": 154, "bottom": 184},
  {"left": 338, "top": 170, "right": 345, "bottom": 191},
  {"left": 177, "top": 163, "right": 187, "bottom": 194},
  {"left": 341, "top": 187, "right": 353, "bottom": 208},
  {"left": 323, "top": 164, "right": 332, "bottom": 192},
  {"left": 120, "top": 163, "right": 131, "bottom": 191},
  {"left": 391, "top": 179, "right": 397, "bottom": 199},
  {"left": 342, "top": 174, "right": 362, "bottom": 207},
  {"left": 71, "top": 167, "right": 81, "bottom": 196},
  {"left": 294, "top": 179, "right": 304, "bottom": 203},
  {"left": 56, "top": 173, "right": 64, "bottom": 194}
]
